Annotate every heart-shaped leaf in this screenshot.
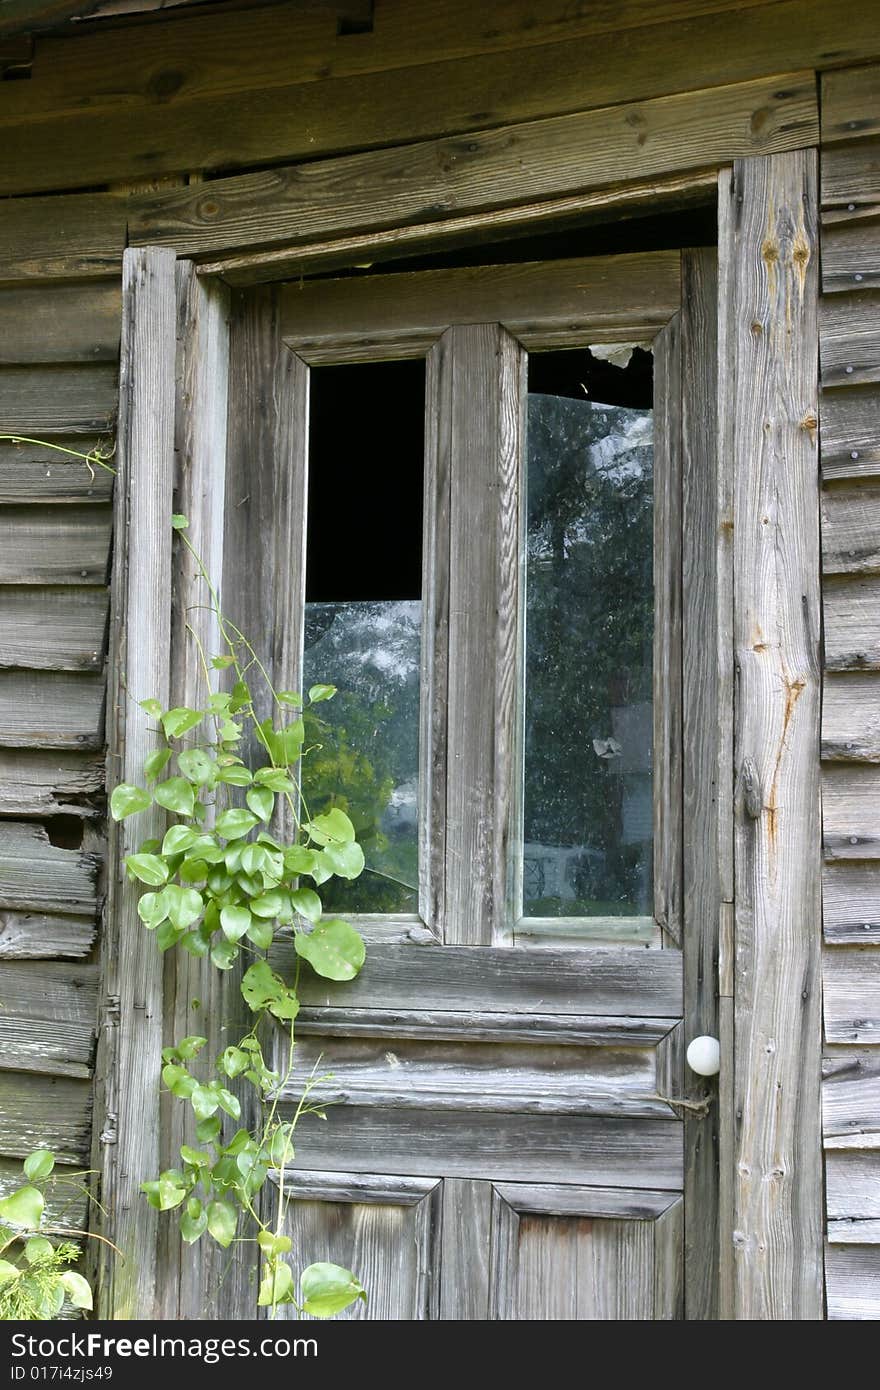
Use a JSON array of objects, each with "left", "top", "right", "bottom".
[
  {"left": 154, "top": 777, "right": 196, "bottom": 817},
  {"left": 216, "top": 808, "right": 258, "bottom": 840},
  {"left": 125, "top": 853, "right": 169, "bottom": 887},
  {"left": 110, "top": 783, "right": 152, "bottom": 821},
  {"left": 300, "top": 1262, "right": 366, "bottom": 1318},
  {"left": 295, "top": 919, "right": 365, "bottom": 981}
]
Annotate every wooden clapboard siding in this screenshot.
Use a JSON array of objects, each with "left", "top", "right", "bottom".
[
  {"left": 0, "top": 504, "right": 111, "bottom": 584},
  {"left": 0, "top": 439, "right": 115, "bottom": 502},
  {"left": 824, "top": 952, "right": 880, "bottom": 1044},
  {"left": 0, "top": 670, "right": 105, "bottom": 748},
  {"left": 824, "top": 575, "right": 880, "bottom": 670},
  {"left": 0, "top": 364, "right": 117, "bottom": 433},
  {"left": 0, "top": 190, "right": 128, "bottom": 282},
  {"left": 0, "top": 821, "right": 99, "bottom": 914},
  {"left": 824, "top": 864, "right": 880, "bottom": 944},
  {"left": 826, "top": 1245, "right": 880, "bottom": 1318},
  {"left": 0, "top": 961, "right": 97, "bottom": 1078},
  {"left": 0, "top": 282, "right": 120, "bottom": 364},
  {"left": 0, "top": 910, "right": 97, "bottom": 959},
  {"left": 0, "top": 1071, "right": 92, "bottom": 1165},
  {"left": 823, "top": 674, "right": 880, "bottom": 762},
  {"left": 0, "top": 749, "right": 103, "bottom": 818},
  {"left": 820, "top": 292, "right": 880, "bottom": 388},
  {"left": 820, "top": 385, "right": 880, "bottom": 482},
  {"left": 827, "top": 1151, "right": 880, "bottom": 1242},
  {"left": 823, "top": 1048, "right": 880, "bottom": 1144},
  {"left": 823, "top": 766, "right": 880, "bottom": 860},
  {"left": 0, "top": 587, "right": 108, "bottom": 670},
  {"left": 0, "top": 1156, "right": 88, "bottom": 1232}
]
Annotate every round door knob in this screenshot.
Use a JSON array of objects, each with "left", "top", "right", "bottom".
[{"left": 686, "top": 1035, "right": 720, "bottom": 1077}]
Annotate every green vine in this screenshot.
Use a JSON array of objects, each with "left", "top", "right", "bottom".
[{"left": 0, "top": 1150, "right": 96, "bottom": 1320}]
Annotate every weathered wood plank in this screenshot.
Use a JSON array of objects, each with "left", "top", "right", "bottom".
[
  {"left": 823, "top": 1048, "right": 880, "bottom": 1145},
  {"left": 295, "top": 1006, "right": 674, "bottom": 1047},
  {"left": 824, "top": 575, "right": 880, "bottom": 670},
  {"left": 281, "top": 252, "right": 679, "bottom": 360},
  {"left": 280, "top": 1104, "right": 682, "bottom": 1190},
  {"left": 0, "top": 961, "right": 97, "bottom": 1078},
  {"left": 0, "top": 191, "right": 127, "bottom": 284},
  {"left": 0, "top": 821, "right": 98, "bottom": 914},
  {"left": 275, "top": 941, "right": 682, "bottom": 1017},
  {"left": 820, "top": 291, "right": 880, "bottom": 389},
  {"left": 820, "top": 384, "right": 880, "bottom": 482},
  {"left": 0, "top": 437, "right": 114, "bottom": 502},
  {"left": 0, "top": 504, "right": 111, "bottom": 584},
  {"left": 0, "top": 1072, "right": 91, "bottom": 1164},
  {"left": 824, "top": 951, "right": 880, "bottom": 1045},
  {"left": 821, "top": 207, "right": 880, "bottom": 294},
  {"left": 443, "top": 324, "right": 523, "bottom": 945},
  {"left": 0, "top": 1156, "right": 88, "bottom": 1232},
  {"left": 680, "top": 247, "right": 721, "bottom": 1319},
  {"left": 0, "top": 283, "right": 120, "bottom": 365},
  {"left": 0, "top": 586, "right": 108, "bottom": 670},
  {"left": 0, "top": 670, "right": 104, "bottom": 749},
  {"left": 92, "top": 247, "right": 175, "bottom": 1321},
  {"left": 826, "top": 1151, "right": 880, "bottom": 1231},
  {"left": 823, "top": 765, "right": 880, "bottom": 861},
  {"left": 0, "top": 909, "right": 96, "bottom": 959},
  {"left": 0, "top": 749, "right": 103, "bottom": 818},
  {"left": 826, "top": 1244, "right": 880, "bottom": 1318},
  {"left": 437, "top": 1178, "right": 490, "bottom": 1320},
  {"left": 823, "top": 673, "right": 880, "bottom": 762},
  {"left": 0, "top": 365, "right": 117, "bottom": 434},
  {"left": 824, "top": 864, "right": 880, "bottom": 944},
  {"left": 822, "top": 484, "right": 880, "bottom": 577},
  {"left": 728, "top": 151, "right": 823, "bottom": 1320},
  {"left": 129, "top": 74, "right": 817, "bottom": 259},
  {"left": 822, "top": 66, "right": 880, "bottom": 148},
  {"left": 822, "top": 143, "right": 880, "bottom": 209}
]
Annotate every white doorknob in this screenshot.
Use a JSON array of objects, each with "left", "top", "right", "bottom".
[{"left": 686, "top": 1035, "right": 720, "bottom": 1077}]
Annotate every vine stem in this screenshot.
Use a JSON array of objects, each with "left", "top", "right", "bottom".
[{"left": 0, "top": 435, "right": 116, "bottom": 477}]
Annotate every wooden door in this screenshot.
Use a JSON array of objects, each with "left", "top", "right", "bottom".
[{"left": 219, "top": 247, "right": 720, "bottom": 1320}]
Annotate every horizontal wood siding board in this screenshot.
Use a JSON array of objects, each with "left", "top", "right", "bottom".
[
  {"left": 0, "top": 586, "right": 108, "bottom": 670},
  {"left": 0, "top": 438, "right": 115, "bottom": 502},
  {"left": 822, "top": 65, "right": 880, "bottom": 147},
  {"left": 824, "top": 950, "right": 880, "bottom": 1044},
  {"left": 820, "top": 290, "right": 880, "bottom": 388},
  {"left": 0, "top": 504, "right": 111, "bottom": 584},
  {"left": 820, "top": 210, "right": 880, "bottom": 293},
  {"left": 0, "top": 820, "right": 98, "bottom": 914},
  {"left": 0, "top": 364, "right": 117, "bottom": 433},
  {"left": 281, "top": 252, "right": 679, "bottom": 357},
  {"left": 826, "top": 1244, "right": 880, "bottom": 1318},
  {"left": 0, "top": 910, "right": 96, "bottom": 958},
  {"left": 823, "top": 574, "right": 880, "bottom": 670},
  {"left": 295, "top": 1006, "right": 675, "bottom": 1047},
  {"left": 0, "top": 749, "right": 103, "bottom": 818},
  {"left": 278, "top": 1104, "right": 683, "bottom": 1190},
  {"left": 0, "top": 670, "right": 105, "bottom": 749},
  {"left": 0, "top": 1071, "right": 91, "bottom": 1164},
  {"left": 823, "top": 1047, "right": 880, "bottom": 1144},
  {"left": 824, "top": 864, "right": 880, "bottom": 943},
  {"left": 820, "top": 384, "right": 880, "bottom": 480},
  {"left": 822, "top": 485, "right": 880, "bottom": 576},
  {"left": 822, "top": 143, "right": 880, "bottom": 209},
  {"left": 129, "top": 74, "right": 817, "bottom": 258},
  {"left": 276, "top": 941, "right": 682, "bottom": 1017},
  {"left": 823, "top": 673, "right": 880, "bottom": 762},
  {"left": 0, "top": 1156, "right": 88, "bottom": 1230},
  {"left": 0, "top": 191, "right": 127, "bottom": 283},
  {"left": 0, "top": 282, "right": 121, "bottom": 364},
  {"left": 823, "top": 765, "right": 880, "bottom": 860},
  {"left": 827, "top": 1150, "right": 880, "bottom": 1229}
]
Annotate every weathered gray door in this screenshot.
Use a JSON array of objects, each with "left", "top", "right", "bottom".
[{"left": 221, "top": 248, "right": 720, "bottom": 1319}]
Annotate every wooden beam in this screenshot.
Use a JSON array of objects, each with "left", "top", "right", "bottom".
[
  {"left": 92, "top": 246, "right": 175, "bottom": 1320},
  {"left": 724, "top": 151, "right": 823, "bottom": 1319},
  {"left": 129, "top": 74, "right": 817, "bottom": 260}
]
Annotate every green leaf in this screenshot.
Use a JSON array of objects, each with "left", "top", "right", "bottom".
[
  {"left": 177, "top": 1035, "right": 207, "bottom": 1059},
  {"left": 155, "top": 1170, "right": 188, "bottom": 1211},
  {"left": 267, "top": 1125, "right": 295, "bottom": 1167},
  {"left": 23, "top": 1150, "right": 54, "bottom": 1182},
  {"left": 139, "top": 698, "right": 163, "bottom": 718},
  {"left": 206, "top": 1200, "right": 237, "bottom": 1249},
  {"left": 59, "top": 1271, "right": 93, "bottom": 1311},
  {"left": 137, "top": 889, "right": 170, "bottom": 929},
  {"left": 240, "top": 960, "right": 281, "bottom": 1011},
  {"left": 276, "top": 690, "right": 302, "bottom": 707},
  {"left": 220, "top": 905, "right": 252, "bottom": 942},
  {"left": 295, "top": 919, "right": 365, "bottom": 982},
  {"left": 144, "top": 747, "right": 172, "bottom": 781},
  {"left": 290, "top": 886, "right": 322, "bottom": 923},
  {"left": 177, "top": 748, "right": 215, "bottom": 785},
  {"left": 305, "top": 807, "right": 356, "bottom": 846},
  {"left": 161, "top": 708, "right": 204, "bottom": 739},
  {"left": 308, "top": 684, "right": 337, "bottom": 704},
  {"left": 246, "top": 786, "right": 274, "bottom": 823},
  {"left": 211, "top": 654, "right": 235, "bottom": 670},
  {"left": 110, "top": 783, "right": 152, "bottom": 821},
  {"left": 257, "top": 1261, "right": 294, "bottom": 1306},
  {"left": 180, "top": 1146, "right": 211, "bottom": 1169},
  {"left": 219, "top": 1047, "right": 249, "bottom": 1079},
  {"left": 23, "top": 1236, "right": 54, "bottom": 1264},
  {"left": 322, "top": 840, "right": 365, "bottom": 880},
  {"left": 229, "top": 680, "right": 251, "bottom": 714},
  {"left": 283, "top": 845, "right": 320, "bottom": 876},
  {"left": 165, "top": 885, "right": 203, "bottom": 931},
  {"left": 179, "top": 858, "right": 208, "bottom": 884},
  {"left": 161, "top": 824, "right": 199, "bottom": 856},
  {"left": 154, "top": 777, "right": 196, "bottom": 817},
  {"left": 300, "top": 1262, "right": 366, "bottom": 1318},
  {"left": 257, "top": 1230, "right": 292, "bottom": 1257},
  {"left": 171, "top": 514, "right": 189, "bottom": 531},
  {"left": 211, "top": 939, "right": 239, "bottom": 971},
  {"left": 240, "top": 843, "right": 268, "bottom": 876},
  {"left": 190, "top": 1085, "right": 219, "bottom": 1121},
  {"left": 0, "top": 1259, "right": 19, "bottom": 1284},
  {"left": 268, "top": 990, "right": 299, "bottom": 1023},
  {"left": 195, "top": 1114, "right": 222, "bottom": 1144},
  {"left": 246, "top": 918, "right": 274, "bottom": 950},
  {"left": 156, "top": 920, "right": 184, "bottom": 952},
  {"left": 179, "top": 1199, "right": 207, "bottom": 1245},
  {"left": 216, "top": 808, "right": 258, "bottom": 840},
  {"left": 125, "top": 853, "right": 169, "bottom": 887},
  {"left": 249, "top": 891, "right": 285, "bottom": 919},
  {"left": 182, "top": 930, "right": 210, "bottom": 957},
  {"left": 162, "top": 1063, "right": 196, "bottom": 1099},
  {"left": 216, "top": 1087, "right": 241, "bottom": 1120},
  {"left": 255, "top": 768, "right": 296, "bottom": 792}
]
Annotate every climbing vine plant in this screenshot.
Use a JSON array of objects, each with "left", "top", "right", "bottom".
[{"left": 109, "top": 514, "right": 368, "bottom": 1318}]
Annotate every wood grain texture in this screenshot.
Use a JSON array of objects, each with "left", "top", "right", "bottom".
[
  {"left": 0, "top": 365, "right": 117, "bottom": 434},
  {"left": 727, "top": 151, "right": 823, "bottom": 1320},
  {"left": 0, "top": 1072, "right": 91, "bottom": 1164},
  {"left": 0, "top": 282, "right": 120, "bottom": 365},
  {"left": 443, "top": 324, "right": 524, "bottom": 945},
  {"left": 438, "top": 1178, "right": 491, "bottom": 1320},
  {"left": 294, "top": 1006, "right": 675, "bottom": 1047},
  {"left": 0, "top": 438, "right": 114, "bottom": 503},
  {"left": 0, "top": 749, "right": 103, "bottom": 818},
  {"left": 822, "top": 144, "right": 880, "bottom": 209},
  {"left": 826, "top": 1151, "right": 880, "bottom": 1233},
  {"left": 824, "top": 950, "right": 880, "bottom": 1044},
  {"left": 281, "top": 252, "right": 680, "bottom": 360},
  {"left": 0, "top": 909, "right": 96, "bottom": 959},
  {"left": 822, "top": 483, "right": 880, "bottom": 576},
  {"left": 821, "top": 207, "right": 880, "bottom": 293},
  {"left": 653, "top": 312, "right": 683, "bottom": 945},
  {"left": 0, "top": 586, "right": 108, "bottom": 670},
  {"left": 0, "top": 504, "right": 111, "bottom": 584},
  {"left": 824, "top": 863, "right": 880, "bottom": 944},
  {"left": 823, "top": 765, "right": 880, "bottom": 860},
  {"left": 93, "top": 246, "right": 175, "bottom": 1321},
  {"left": 0, "top": 670, "right": 105, "bottom": 749},
  {"left": 0, "top": 960, "right": 97, "bottom": 1078},
  {"left": 820, "top": 291, "right": 880, "bottom": 388},
  {"left": 0, "top": 822, "right": 97, "bottom": 914},
  {"left": 822, "top": 65, "right": 880, "bottom": 148},
  {"left": 0, "top": 190, "right": 128, "bottom": 283},
  {"left": 823, "top": 1049, "right": 880, "bottom": 1146},
  {"left": 824, "top": 574, "right": 880, "bottom": 670},
  {"left": 820, "top": 384, "right": 880, "bottom": 481},
  {"left": 0, "top": 1156, "right": 88, "bottom": 1232},
  {"left": 823, "top": 673, "right": 880, "bottom": 762},
  {"left": 826, "top": 1245, "right": 880, "bottom": 1318},
  {"left": 129, "top": 74, "right": 817, "bottom": 259},
  {"left": 680, "top": 247, "right": 722, "bottom": 1319}
]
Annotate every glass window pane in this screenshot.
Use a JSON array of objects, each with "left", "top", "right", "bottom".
[
  {"left": 522, "top": 347, "right": 653, "bottom": 919},
  {"left": 302, "top": 360, "right": 424, "bottom": 915}
]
